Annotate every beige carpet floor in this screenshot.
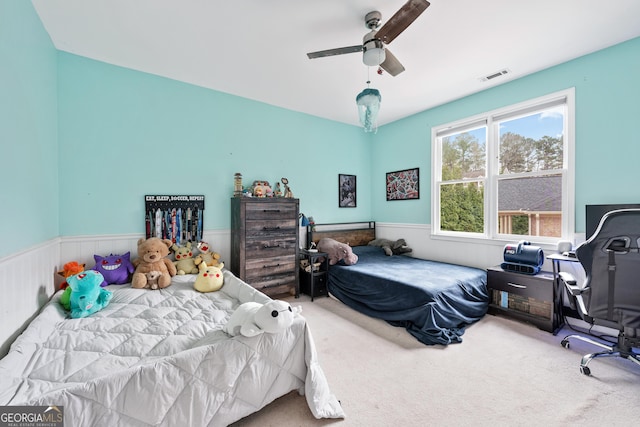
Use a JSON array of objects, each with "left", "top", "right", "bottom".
[{"left": 232, "top": 294, "right": 640, "bottom": 427}]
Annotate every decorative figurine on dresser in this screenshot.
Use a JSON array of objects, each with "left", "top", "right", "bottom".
[{"left": 230, "top": 197, "right": 300, "bottom": 298}]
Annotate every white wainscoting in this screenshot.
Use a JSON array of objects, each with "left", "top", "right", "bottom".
[
  {"left": 375, "top": 222, "right": 506, "bottom": 269},
  {"left": 0, "top": 238, "right": 60, "bottom": 358},
  {"left": 59, "top": 230, "right": 232, "bottom": 269},
  {"left": 0, "top": 231, "right": 232, "bottom": 358},
  {"left": 376, "top": 222, "right": 586, "bottom": 276}
]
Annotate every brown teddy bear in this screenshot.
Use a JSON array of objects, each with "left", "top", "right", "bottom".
[{"left": 131, "top": 237, "right": 177, "bottom": 289}]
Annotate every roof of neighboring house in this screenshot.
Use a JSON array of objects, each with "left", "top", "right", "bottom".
[{"left": 498, "top": 175, "right": 562, "bottom": 212}]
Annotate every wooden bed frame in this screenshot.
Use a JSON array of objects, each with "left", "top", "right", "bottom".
[{"left": 307, "top": 221, "right": 376, "bottom": 247}]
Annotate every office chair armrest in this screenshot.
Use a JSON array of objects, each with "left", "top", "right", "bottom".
[
  {"left": 558, "top": 271, "right": 576, "bottom": 286},
  {"left": 558, "top": 271, "right": 585, "bottom": 297}
]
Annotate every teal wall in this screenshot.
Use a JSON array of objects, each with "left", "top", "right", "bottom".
[
  {"left": 0, "top": 0, "right": 58, "bottom": 258},
  {"left": 372, "top": 37, "right": 640, "bottom": 232},
  {"left": 57, "top": 54, "right": 371, "bottom": 236}
]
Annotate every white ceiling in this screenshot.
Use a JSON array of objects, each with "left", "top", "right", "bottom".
[{"left": 32, "top": 0, "right": 640, "bottom": 127}]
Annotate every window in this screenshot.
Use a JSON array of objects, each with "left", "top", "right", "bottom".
[{"left": 432, "top": 89, "right": 575, "bottom": 243}]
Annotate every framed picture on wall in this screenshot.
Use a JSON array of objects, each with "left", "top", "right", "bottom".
[
  {"left": 339, "top": 174, "right": 357, "bottom": 207},
  {"left": 386, "top": 168, "right": 420, "bottom": 201}
]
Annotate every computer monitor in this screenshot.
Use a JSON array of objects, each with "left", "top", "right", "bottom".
[{"left": 585, "top": 203, "right": 640, "bottom": 240}]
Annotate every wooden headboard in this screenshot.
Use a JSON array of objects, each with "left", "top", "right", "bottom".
[{"left": 307, "top": 222, "right": 376, "bottom": 247}]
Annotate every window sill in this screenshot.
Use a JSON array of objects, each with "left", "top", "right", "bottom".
[{"left": 429, "top": 232, "right": 571, "bottom": 253}]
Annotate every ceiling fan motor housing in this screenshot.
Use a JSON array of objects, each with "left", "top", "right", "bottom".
[
  {"left": 362, "top": 31, "right": 386, "bottom": 66},
  {"left": 364, "top": 11, "right": 382, "bottom": 29}
]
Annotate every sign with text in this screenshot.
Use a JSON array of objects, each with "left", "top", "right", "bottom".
[
  {"left": 144, "top": 195, "right": 205, "bottom": 242},
  {"left": 0, "top": 406, "right": 63, "bottom": 427}
]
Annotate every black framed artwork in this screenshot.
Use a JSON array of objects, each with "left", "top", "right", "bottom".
[
  {"left": 339, "top": 174, "right": 357, "bottom": 207},
  {"left": 386, "top": 168, "right": 420, "bottom": 201}
]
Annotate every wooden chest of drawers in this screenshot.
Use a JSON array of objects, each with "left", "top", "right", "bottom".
[{"left": 230, "top": 198, "right": 299, "bottom": 298}]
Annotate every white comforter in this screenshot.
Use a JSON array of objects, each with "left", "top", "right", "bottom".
[{"left": 0, "top": 272, "right": 344, "bottom": 425}]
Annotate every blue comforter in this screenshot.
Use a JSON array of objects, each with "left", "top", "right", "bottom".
[{"left": 327, "top": 246, "right": 489, "bottom": 345}]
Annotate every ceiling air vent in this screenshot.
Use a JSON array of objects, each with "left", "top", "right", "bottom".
[{"left": 480, "top": 69, "right": 510, "bottom": 82}]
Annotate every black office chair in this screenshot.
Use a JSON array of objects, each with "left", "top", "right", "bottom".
[{"left": 559, "top": 208, "right": 640, "bottom": 375}]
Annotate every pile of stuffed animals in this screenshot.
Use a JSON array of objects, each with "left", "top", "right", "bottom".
[
  {"left": 55, "top": 233, "right": 411, "bottom": 338},
  {"left": 57, "top": 236, "right": 300, "bottom": 339},
  {"left": 57, "top": 238, "right": 225, "bottom": 317}
]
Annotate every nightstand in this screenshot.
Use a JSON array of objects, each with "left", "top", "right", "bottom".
[
  {"left": 299, "top": 249, "right": 329, "bottom": 301},
  {"left": 486, "top": 266, "right": 563, "bottom": 334}
]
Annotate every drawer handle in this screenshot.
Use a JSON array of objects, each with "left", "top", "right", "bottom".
[
  {"left": 263, "top": 263, "right": 281, "bottom": 269},
  {"left": 263, "top": 226, "right": 281, "bottom": 231},
  {"left": 262, "top": 209, "right": 281, "bottom": 213},
  {"left": 263, "top": 244, "right": 281, "bottom": 249},
  {"left": 507, "top": 282, "right": 527, "bottom": 289}
]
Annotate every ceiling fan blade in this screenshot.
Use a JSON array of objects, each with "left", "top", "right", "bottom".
[
  {"left": 376, "top": 0, "right": 430, "bottom": 45},
  {"left": 307, "top": 45, "right": 363, "bottom": 59},
  {"left": 379, "top": 49, "right": 405, "bottom": 76}
]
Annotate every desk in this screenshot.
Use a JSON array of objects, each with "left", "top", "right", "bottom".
[{"left": 547, "top": 252, "right": 581, "bottom": 323}]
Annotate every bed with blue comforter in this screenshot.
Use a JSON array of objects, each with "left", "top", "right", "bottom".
[{"left": 327, "top": 245, "right": 489, "bottom": 346}]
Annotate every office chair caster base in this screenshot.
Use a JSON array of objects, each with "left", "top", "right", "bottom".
[{"left": 579, "top": 365, "right": 591, "bottom": 376}]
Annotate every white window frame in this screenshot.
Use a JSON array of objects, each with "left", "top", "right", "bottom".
[{"left": 431, "top": 88, "right": 575, "bottom": 245}]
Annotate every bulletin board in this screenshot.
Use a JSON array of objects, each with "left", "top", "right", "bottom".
[{"left": 145, "top": 195, "right": 205, "bottom": 243}]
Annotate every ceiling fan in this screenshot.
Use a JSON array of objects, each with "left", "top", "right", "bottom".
[{"left": 306, "top": 0, "right": 431, "bottom": 76}]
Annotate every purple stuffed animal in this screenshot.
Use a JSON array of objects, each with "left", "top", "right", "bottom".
[{"left": 92, "top": 252, "right": 135, "bottom": 286}]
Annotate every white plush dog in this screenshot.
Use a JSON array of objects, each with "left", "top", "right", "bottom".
[{"left": 224, "top": 300, "right": 301, "bottom": 337}]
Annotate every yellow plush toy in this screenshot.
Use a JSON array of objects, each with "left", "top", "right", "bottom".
[
  {"left": 171, "top": 241, "right": 199, "bottom": 275},
  {"left": 194, "top": 261, "right": 224, "bottom": 293},
  {"left": 194, "top": 240, "right": 222, "bottom": 268}
]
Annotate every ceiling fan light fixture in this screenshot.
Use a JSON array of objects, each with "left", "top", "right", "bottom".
[
  {"left": 363, "top": 46, "right": 386, "bottom": 66},
  {"left": 356, "top": 87, "right": 381, "bottom": 133},
  {"left": 362, "top": 34, "right": 386, "bottom": 66}
]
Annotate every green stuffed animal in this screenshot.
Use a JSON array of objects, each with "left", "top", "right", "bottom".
[
  {"left": 59, "top": 287, "right": 72, "bottom": 311},
  {"left": 58, "top": 261, "right": 86, "bottom": 311},
  {"left": 66, "top": 270, "right": 113, "bottom": 318},
  {"left": 171, "top": 242, "right": 199, "bottom": 275}
]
